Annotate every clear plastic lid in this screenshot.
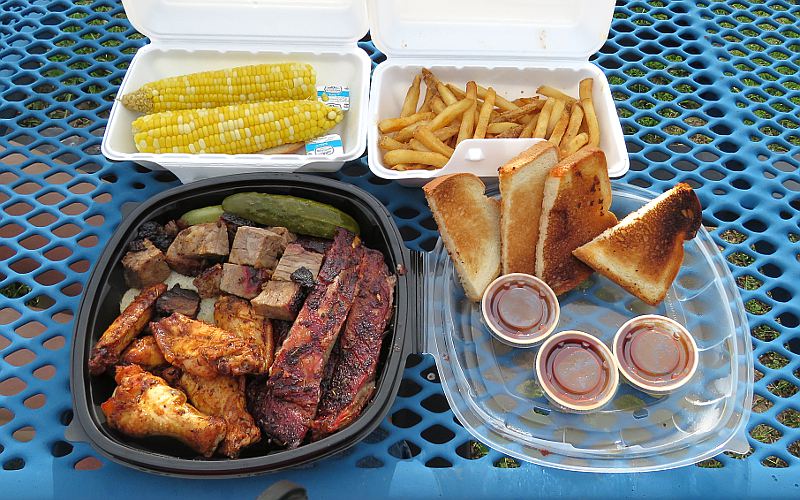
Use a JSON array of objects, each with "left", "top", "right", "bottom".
[
  {"left": 368, "top": 0, "right": 615, "bottom": 60},
  {"left": 122, "top": 0, "right": 368, "bottom": 45},
  {"left": 424, "top": 182, "right": 753, "bottom": 472}
]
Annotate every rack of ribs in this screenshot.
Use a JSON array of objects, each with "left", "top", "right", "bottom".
[
  {"left": 249, "top": 228, "right": 364, "bottom": 448},
  {"left": 312, "top": 249, "right": 395, "bottom": 440}
]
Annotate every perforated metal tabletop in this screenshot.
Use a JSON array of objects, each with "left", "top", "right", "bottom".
[{"left": 1, "top": 0, "right": 799, "bottom": 498}]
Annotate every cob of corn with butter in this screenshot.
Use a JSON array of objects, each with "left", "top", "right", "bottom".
[
  {"left": 131, "top": 100, "right": 343, "bottom": 155},
  {"left": 120, "top": 63, "right": 316, "bottom": 114}
]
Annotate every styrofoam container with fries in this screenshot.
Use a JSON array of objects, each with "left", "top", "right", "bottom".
[
  {"left": 102, "top": 0, "right": 371, "bottom": 183},
  {"left": 366, "top": 0, "right": 628, "bottom": 185}
]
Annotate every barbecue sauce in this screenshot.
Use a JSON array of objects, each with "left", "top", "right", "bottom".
[{"left": 482, "top": 274, "right": 559, "bottom": 346}]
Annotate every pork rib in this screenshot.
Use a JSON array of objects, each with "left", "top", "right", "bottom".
[
  {"left": 249, "top": 229, "right": 363, "bottom": 448},
  {"left": 312, "top": 249, "right": 395, "bottom": 440}
]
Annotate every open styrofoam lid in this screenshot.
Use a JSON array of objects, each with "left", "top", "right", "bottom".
[
  {"left": 368, "top": 0, "right": 615, "bottom": 60},
  {"left": 122, "top": 0, "right": 368, "bottom": 45}
]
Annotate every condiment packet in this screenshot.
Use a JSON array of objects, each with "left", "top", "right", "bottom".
[
  {"left": 306, "top": 134, "right": 344, "bottom": 156},
  {"left": 317, "top": 85, "right": 350, "bottom": 111}
]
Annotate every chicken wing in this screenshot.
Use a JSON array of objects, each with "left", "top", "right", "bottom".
[
  {"left": 162, "top": 367, "right": 260, "bottom": 458},
  {"left": 89, "top": 283, "right": 167, "bottom": 375},
  {"left": 151, "top": 313, "right": 269, "bottom": 378},
  {"left": 214, "top": 295, "right": 274, "bottom": 372},
  {"left": 120, "top": 335, "right": 168, "bottom": 371},
  {"left": 100, "top": 364, "right": 226, "bottom": 457}
]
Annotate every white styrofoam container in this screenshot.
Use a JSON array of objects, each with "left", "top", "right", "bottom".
[
  {"left": 366, "top": 0, "right": 628, "bottom": 186},
  {"left": 102, "top": 0, "right": 371, "bottom": 184}
]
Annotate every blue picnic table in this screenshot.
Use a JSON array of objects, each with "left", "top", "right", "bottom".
[{"left": 1, "top": 0, "right": 798, "bottom": 498}]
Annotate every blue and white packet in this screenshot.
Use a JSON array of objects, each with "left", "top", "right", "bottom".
[
  {"left": 306, "top": 134, "right": 344, "bottom": 156},
  {"left": 317, "top": 85, "right": 350, "bottom": 111}
]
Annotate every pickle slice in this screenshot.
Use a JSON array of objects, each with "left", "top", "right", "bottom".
[{"left": 178, "top": 205, "right": 224, "bottom": 226}]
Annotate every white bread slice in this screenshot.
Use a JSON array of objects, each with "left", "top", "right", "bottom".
[
  {"left": 573, "top": 182, "right": 702, "bottom": 305},
  {"left": 423, "top": 173, "right": 501, "bottom": 301},
  {"left": 535, "top": 147, "right": 618, "bottom": 295},
  {"left": 498, "top": 141, "right": 559, "bottom": 275}
]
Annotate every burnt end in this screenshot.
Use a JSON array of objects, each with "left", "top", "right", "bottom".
[
  {"left": 122, "top": 239, "right": 171, "bottom": 288},
  {"left": 251, "top": 281, "right": 304, "bottom": 321},
  {"left": 290, "top": 267, "right": 316, "bottom": 290},
  {"left": 221, "top": 212, "right": 261, "bottom": 244},
  {"left": 219, "top": 263, "right": 270, "bottom": 300},
  {"left": 192, "top": 263, "right": 224, "bottom": 298},
  {"left": 163, "top": 220, "right": 180, "bottom": 238},
  {"left": 135, "top": 221, "right": 175, "bottom": 252},
  {"left": 156, "top": 285, "right": 201, "bottom": 318},
  {"left": 294, "top": 235, "right": 332, "bottom": 255}
]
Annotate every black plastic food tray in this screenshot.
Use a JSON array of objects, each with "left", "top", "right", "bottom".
[{"left": 69, "top": 173, "right": 420, "bottom": 477}]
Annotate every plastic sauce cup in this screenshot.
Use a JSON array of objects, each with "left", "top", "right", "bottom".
[
  {"left": 481, "top": 273, "right": 560, "bottom": 348},
  {"left": 613, "top": 315, "right": 698, "bottom": 396},
  {"left": 535, "top": 330, "right": 619, "bottom": 413}
]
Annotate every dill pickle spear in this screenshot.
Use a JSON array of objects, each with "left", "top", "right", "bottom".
[
  {"left": 178, "top": 205, "right": 224, "bottom": 225},
  {"left": 221, "top": 192, "right": 359, "bottom": 239}
]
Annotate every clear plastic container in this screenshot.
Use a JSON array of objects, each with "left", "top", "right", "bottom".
[
  {"left": 102, "top": 0, "right": 370, "bottom": 183},
  {"left": 423, "top": 182, "right": 753, "bottom": 472},
  {"left": 366, "top": 0, "right": 629, "bottom": 186}
]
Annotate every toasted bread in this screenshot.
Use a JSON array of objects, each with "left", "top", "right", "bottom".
[
  {"left": 573, "top": 182, "right": 702, "bottom": 305},
  {"left": 535, "top": 147, "right": 617, "bottom": 295},
  {"left": 498, "top": 141, "right": 559, "bottom": 275},
  {"left": 423, "top": 173, "right": 501, "bottom": 301}
]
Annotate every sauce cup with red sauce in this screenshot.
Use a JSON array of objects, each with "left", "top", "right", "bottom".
[
  {"left": 535, "top": 330, "right": 619, "bottom": 413},
  {"left": 481, "top": 273, "right": 560, "bottom": 348},
  {"left": 613, "top": 315, "right": 698, "bottom": 396}
]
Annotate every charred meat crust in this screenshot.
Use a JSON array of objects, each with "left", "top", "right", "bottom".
[{"left": 312, "top": 249, "right": 395, "bottom": 440}]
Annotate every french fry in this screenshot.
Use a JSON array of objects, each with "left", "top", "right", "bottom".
[
  {"left": 487, "top": 122, "right": 519, "bottom": 134},
  {"left": 537, "top": 85, "right": 577, "bottom": 105},
  {"left": 497, "top": 123, "right": 525, "bottom": 138},
  {"left": 519, "top": 112, "right": 540, "bottom": 138},
  {"left": 379, "top": 136, "right": 406, "bottom": 151},
  {"left": 378, "top": 111, "right": 434, "bottom": 134},
  {"left": 409, "top": 138, "right": 431, "bottom": 152},
  {"left": 513, "top": 97, "right": 540, "bottom": 107},
  {"left": 546, "top": 99, "right": 566, "bottom": 137},
  {"left": 429, "top": 98, "right": 473, "bottom": 131},
  {"left": 547, "top": 108, "right": 570, "bottom": 147},
  {"left": 421, "top": 68, "right": 441, "bottom": 92},
  {"left": 384, "top": 149, "right": 449, "bottom": 168},
  {"left": 437, "top": 82, "right": 458, "bottom": 105},
  {"left": 446, "top": 83, "right": 467, "bottom": 99},
  {"left": 473, "top": 87, "right": 496, "bottom": 139},
  {"left": 494, "top": 100, "right": 544, "bottom": 123},
  {"left": 561, "top": 132, "right": 589, "bottom": 156},
  {"left": 400, "top": 74, "right": 421, "bottom": 118},
  {"left": 415, "top": 126, "right": 455, "bottom": 157},
  {"left": 456, "top": 82, "right": 478, "bottom": 145},
  {"left": 418, "top": 83, "right": 437, "bottom": 113},
  {"left": 392, "top": 163, "right": 435, "bottom": 171},
  {"left": 431, "top": 96, "right": 447, "bottom": 114},
  {"left": 560, "top": 102, "right": 584, "bottom": 148},
  {"left": 436, "top": 125, "right": 460, "bottom": 142},
  {"left": 394, "top": 120, "right": 430, "bottom": 142},
  {"left": 533, "top": 98, "right": 555, "bottom": 138},
  {"left": 579, "top": 78, "right": 600, "bottom": 147},
  {"left": 477, "top": 84, "right": 517, "bottom": 111}
]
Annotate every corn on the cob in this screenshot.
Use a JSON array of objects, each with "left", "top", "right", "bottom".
[
  {"left": 120, "top": 63, "right": 316, "bottom": 114},
  {"left": 131, "top": 100, "right": 343, "bottom": 155}
]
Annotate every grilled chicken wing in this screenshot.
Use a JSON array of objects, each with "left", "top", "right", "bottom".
[
  {"left": 100, "top": 364, "right": 226, "bottom": 457},
  {"left": 214, "top": 295, "right": 274, "bottom": 372},
  {"left": 120, "top": 335, "right": 168, "bottom": 371},
  {"left": 151, "top": 313, "right": 269, "bottom": 378},
  {"left": 89, "top": 283, "right": 167, "bottom": 375},
  {"left": 162, "top": 367, "right": 260, "bottom": 458}
]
